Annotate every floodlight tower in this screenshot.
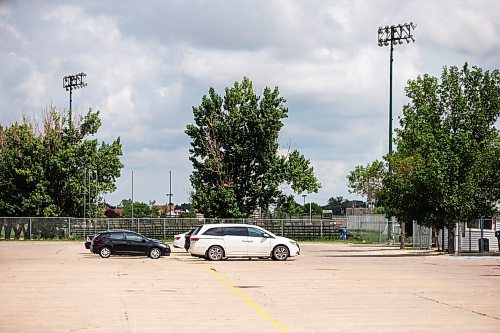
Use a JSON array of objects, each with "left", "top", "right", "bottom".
[
  {"left": 377, "top": 23, "right": 416, "bottom": 156},
  {"left": 63, "top": 72, "right": 87, "bottom": 128},
  {"left": 378, "top": 22, "right": 416, "bottom": 240}
]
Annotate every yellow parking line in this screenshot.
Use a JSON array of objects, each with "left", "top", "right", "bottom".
[{"left": 204, "top": 266, "right": 290, "bottom": 333}]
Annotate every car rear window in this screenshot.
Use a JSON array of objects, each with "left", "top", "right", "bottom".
[
  {"left": 203, "top": 227, "right": 223, "bottom": 236},
  {"left": 223, "top": 227, "right": 248, "bottom": 236},
  {"left": 191, "top": 226, "right": 202, "bottom": 235}
]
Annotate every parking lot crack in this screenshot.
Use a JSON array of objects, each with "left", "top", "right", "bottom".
[{"left": 414, "top": 294, "right": 500, "bottom": 321}]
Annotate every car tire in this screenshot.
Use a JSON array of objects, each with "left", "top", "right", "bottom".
[
  {"left": 272, "top": 245, "right": 289, "bottom": 261},
  {"left": 149, "top": 247, "right": 161, "bottom": 259},
  {"left": 99, "top": 246, "right": 111, "bottom": 258},
  {"left": 207, "top": 245, "right": 224, "bottom": 261}
]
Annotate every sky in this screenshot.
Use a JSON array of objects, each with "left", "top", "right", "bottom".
[{"left": 1, "top": 0, "right": 499, "bottom": 207}]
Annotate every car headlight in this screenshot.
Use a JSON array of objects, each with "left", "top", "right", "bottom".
[{"left": 290, "top": 240, "right": 297, "bottom": 247}]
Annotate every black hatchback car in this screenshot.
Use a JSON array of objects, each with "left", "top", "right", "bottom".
[{"left": 89, "top": 230, "right": 171, "bottom": 259}]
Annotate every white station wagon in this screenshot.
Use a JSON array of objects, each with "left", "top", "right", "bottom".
[{"left": 188, "top": 223, "right": 300, "bottom": 261}]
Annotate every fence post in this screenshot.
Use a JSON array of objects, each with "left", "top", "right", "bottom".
[
  {"left": 320, "top": 219, "right": 323, "bottom": 238},
  {"left": 281, "top": 219, "right": 284, "bottom": 236},
  {"left": 68, "top": 218, "right": 71, "bottom": 239},
  {"left": 163, "top": 218, "right": 166, "bottom": 240},
  {"left": 29, "top": 217, "right": 32, "bottom": 240},
  {"left": 379, "top": 221, "right": 382, "bottom": 243}
]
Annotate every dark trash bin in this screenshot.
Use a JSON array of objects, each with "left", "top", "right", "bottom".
[
  {"left": 495, "top": 231, "right": 500, "bottom": 251},
  {"left": 478, "top": 238, "right": 489, "bottom": 252},
  {"left": 339, "top": 228, "right": 348, "bottom": 240}
]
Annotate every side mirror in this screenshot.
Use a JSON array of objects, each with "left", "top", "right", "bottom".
[
  {"left": 263, "top": 233, "right": 271, "bottom": 238},
  {"left": 142, "top": 238, "right": 146, "bottom": 243}
]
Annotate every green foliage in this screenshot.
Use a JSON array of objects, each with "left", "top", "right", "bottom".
[
  {"left": 120, "top": 199, "right": 159, "bottom": 218},
  {"left": 302, "top": 202, "right": 323, "bottom": 215},
  {"left": 186, "top": 77, "right": 321, "bottom": 217},
  {"left": 0, "top": 106, "right": 123, "bottom": 217},
  {"left": 273, "top": 195, "right": 303, "bottom": 218},
  {"left": 347, "top": 160, "right": 385, "bottom": 207},
  {"left": 380, "top": 63, "right": 500, "bottom": 230}
]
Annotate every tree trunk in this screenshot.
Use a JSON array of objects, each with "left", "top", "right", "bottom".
[
  {"left": 434, "top": 226, "right": 440, "bottom": 251},
  {"left": 447, "top": 225, "right": 455, "bottom": 254},
  {"left": 13, "top": 223, "right": 22, "bottom": 240},
  {"left": 0, "top": 219, "right": 4, "bottom": 239},
  {"left": 13, "top": 223, "right": 26, "bottom": 240},
  {"left": 25, "top": 220, "right": 31, "bottom": 240},
  {"left": 400, "top": 222, "right": 406, "bottom": 249},
  {"left": 5, "top": 219, "right": 13, "bottom": 240}
]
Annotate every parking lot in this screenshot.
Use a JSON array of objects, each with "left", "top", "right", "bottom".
[{"left": 0, "top": 241, "right": 499, "bottom": 333}]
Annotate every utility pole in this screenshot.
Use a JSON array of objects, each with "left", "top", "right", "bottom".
[{"left": 377, "top": 22, "right": 416, "bottom": 240}]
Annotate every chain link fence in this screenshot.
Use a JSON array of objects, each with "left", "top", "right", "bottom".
[{"left": 0, "top": 216, "right": 396, "bottom": 243}]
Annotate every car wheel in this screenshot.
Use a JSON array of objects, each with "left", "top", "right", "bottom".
[
  {"left": 149, "top": 247, "right": 161, "bottom": 259},
  {"left": 207, "top": 245, "right": 224, "bottom": 261},
  {"left": 272, "top": 245, "right": 289, "bottom": 261},
  {"left": 99, "top": 246, "right": 111, "bottom": 258}
]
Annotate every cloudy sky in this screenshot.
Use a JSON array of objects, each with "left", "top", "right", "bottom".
[{"left": 1, "top": 0, "right": 499, "bottom": 207}]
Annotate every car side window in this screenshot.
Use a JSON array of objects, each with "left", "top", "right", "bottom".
[
  {"left": 223, "top": 227, "right": 248, "bottom": 236},
  {"left": 203, "top": 227, "right": 223, "bottom": 236},
  {"left": 125, "top": 232, "right": 143, "bottom": 242},
  {"left": 110, "top": 232, "right": 124, "bottom": 240},
  {"left": 248, "top": 227, "right": 266, "bottom": 238}
]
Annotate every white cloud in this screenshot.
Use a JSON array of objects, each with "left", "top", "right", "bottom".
[
  {"left": 16, "top": 70, "right": 47, "bottom": 108},
  {"left": 1, "top": 0, "right": 499, "bottom": 206}
]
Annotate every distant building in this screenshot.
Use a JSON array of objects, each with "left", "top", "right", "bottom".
[{"left": 103, "top": 203, "right": 123, "bottom": 218}]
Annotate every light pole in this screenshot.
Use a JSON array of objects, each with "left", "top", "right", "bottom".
[
  {"left": 378, "top": 22, "right": 416, "bottom": 240},
  {"left": 167, "top": 171, "right": 173, "bottom": 217},
  {"left": 131, "top": 170, "right": 134, "bottom": 221},
  {"left": 302, "top": 194, "right": 307, "bottom": 221},
  {"left": 309, "top": 201, "right": 312, "bottom": 223},
  {"left": 63, "top": 72, "right": 87, "bottom": 129}
]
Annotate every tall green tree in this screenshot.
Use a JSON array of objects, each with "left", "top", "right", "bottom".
[
  {"left": 186, "top": 77, "right": 321, "bottom": 218},
  {"left": 347, "top": 160, "right": 385, "bottom": 208},
  {"left": 0, "top": 106, "right": 123, "bottom": 217},
  {"left": 273, "top": 195, "right": 303, "bottom": 218},
  {"left": 302, "top": 202, "right": 323, "bottom": 215},
  {"left": 381, "top": 63, "right": 500, "bottom": 253},
  {"left": 324, "top": 196, "right": 350, "bottom": 215},
  {"left": 120, "top": 199, "right": 159, "bottom": 218}
]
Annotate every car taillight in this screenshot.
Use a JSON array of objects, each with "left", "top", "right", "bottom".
[
  {"left": 93, "top": 237, "right": 101, "bottom": 245},
  {"left": 175, "top": 236, "right": 180, "bottom": 240},
  {"left": 191, "top": 237, "right": 200, "bottom": 242}
]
